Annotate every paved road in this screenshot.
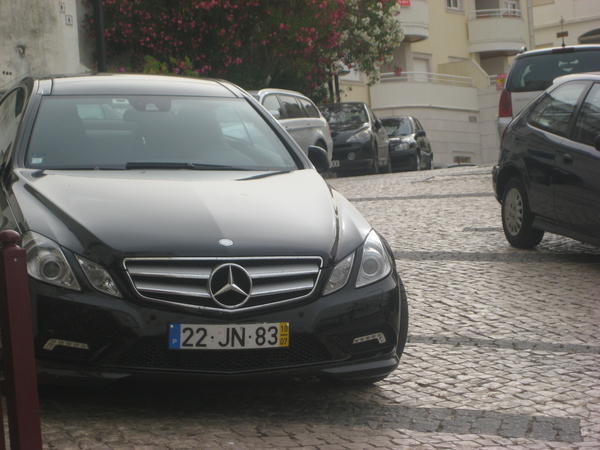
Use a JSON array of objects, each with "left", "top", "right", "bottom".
[{"left": 37, "top": 166, "right": 600, "bottom": 449}]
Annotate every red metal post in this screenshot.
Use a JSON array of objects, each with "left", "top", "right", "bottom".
[{"left": 0, "top": 230, "right": 43, "bottom": 450}]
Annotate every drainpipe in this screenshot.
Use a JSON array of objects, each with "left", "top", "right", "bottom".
[
  {"left": 92, "top": 0, "right": 108, "bottom": 72},
  {"left": 526, "top": 0, "right": 535, "bottom": 50}
]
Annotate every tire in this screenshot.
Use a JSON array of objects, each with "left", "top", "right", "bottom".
[
  {"left": 412, "top": 152, "right": 421, "bottom": 171},
  {"left": 369, "top": 144, "right": 380, "bottom": 175},
  {"left": 501, "top": 177, "right": 545, "bottom": 248},
  {"left": 381, "top": 152, "right": 392, "bottom": 174}
]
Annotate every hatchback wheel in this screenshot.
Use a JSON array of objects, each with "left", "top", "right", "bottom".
[
  {"left": 501, "top": 177, "right": 544, "bottom": 248},
  {"left": 412, "top": 152, "right": 421, "bottom": 171}
]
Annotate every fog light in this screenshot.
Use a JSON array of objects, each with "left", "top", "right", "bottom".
[
  {"left": 43, "top": 339, "right": 89, "bottom": 351},
  {"left": 353, "top": 332, "right": 386, "bottom": 345}
]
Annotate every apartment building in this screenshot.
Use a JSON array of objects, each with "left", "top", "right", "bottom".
[{"left": 339, "top": 0, "right": 600, "bottom": 167}]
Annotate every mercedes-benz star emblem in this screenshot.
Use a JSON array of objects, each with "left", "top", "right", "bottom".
[{"left": 208, "top": 263, "right": 252, "bottom": 309}]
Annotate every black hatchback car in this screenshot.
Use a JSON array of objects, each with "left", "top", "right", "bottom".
[
  {"left": 0, "top": 74, "right": 408, "bottom": 385},
  {"left": 493, "top": 72, "right": 600, "bottom": 248},
  {"left": 380, "top": 116, "right": 433, "bottom": 171},
  {"left": 318, "top": 102, "right": 391, "bottom": 175}
]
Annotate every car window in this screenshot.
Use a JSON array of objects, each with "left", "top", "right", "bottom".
[
  {"left": 381, "top": 118, "right": 412, "bottom": 136},
  {"left": 298, "top": 97, "right": 320, "bottom": 118},
  {"left": 527, "top": 81, "right": 588, "bottom": 137},
  {"left": 414, "top": 119, "right": 424, "bottom": 132},
  {"left": 573, "top": 82, "right": 600, "bottom": 146},
  {"left": 320, "top": 104, "right": 368, "bottom": 125},
  {"left": 26, "top": 96, "right": 298, "bottom": 171},
  {"left": 0, "top": 88, "right": 26, "bottom": 161},
  {"left": 279, "top": 95, "right": 306, "bottom": 119},
  {"left": 507, "top": 49, "right": 600, "bottom": 93},
  {"left": 262, "top": 95, "right": 282, "bottom": 116}
]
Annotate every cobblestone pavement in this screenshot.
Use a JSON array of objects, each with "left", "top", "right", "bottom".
[{"left": 36, "top": 166, "right": 599, "bottom": 450}]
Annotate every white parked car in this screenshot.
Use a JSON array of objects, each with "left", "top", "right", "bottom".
[
  {"left": 497, "top": 44, "right": 600, "bottom": 138},
  {"left": 249, "top": 88, "right": 333, "bottom": 164}
]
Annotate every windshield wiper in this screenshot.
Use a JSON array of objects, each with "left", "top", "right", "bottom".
[
  {"left": 237, "top": 170, "right": 294, "bottom": 180},
  {"left": 125, "top": 162, "right": 250, "bottom": 171}
]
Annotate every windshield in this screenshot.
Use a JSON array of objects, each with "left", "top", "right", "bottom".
[
  {"left": 319, "top": 104, "right": 368, "bottom": 125},
  {"left": 26, "top": 96, "right": 298, "bottom": 171},
  {"left": 381, "top": 118, "right": 412, "bottom": 136},
  {"left": 507, "top": 49, "right": 600, "bottom": 93}
]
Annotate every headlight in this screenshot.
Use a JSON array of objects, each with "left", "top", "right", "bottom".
[
  {"left": 356, "top": 230, "right": 392, "bottom": 288},
  {"left": 21, "top": 231, "right": 80, "bottom": 290},
  {"left": 76, "top": 255, "right": 122, "bottom": 298},
  {"left": 394, "top": 140, "right": 410, "bottom": 151},
  {"left": 347, "top": 128, "right": 371, "bottom": 142},
  {"left": 323, "top": 252, "right": 354, "bottom": 295}
]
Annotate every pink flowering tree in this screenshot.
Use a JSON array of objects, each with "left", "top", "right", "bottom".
[{"left": 84, "top": 0, "right": 403, "bottom": 100}]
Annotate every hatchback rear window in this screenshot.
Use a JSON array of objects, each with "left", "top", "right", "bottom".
[{"left": 506, "top": 48, "right": 600, "bottom": 93}]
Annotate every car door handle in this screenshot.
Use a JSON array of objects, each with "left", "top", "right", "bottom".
[{"left": 562, "top": 153, "right": 573, "bottom": 164}]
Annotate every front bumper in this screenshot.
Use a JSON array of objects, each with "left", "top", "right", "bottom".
[
  {"left": 31, "top": 272, "right": 404, "bottom": 384},
  {"left": 330, "top": 142, "right": 374, "bottom": 172},
  {"left": 390, "top": 148, "right": 418, "bottom": 167}
]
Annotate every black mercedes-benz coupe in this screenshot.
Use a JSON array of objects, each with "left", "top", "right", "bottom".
[{"left": 0, "top": 74, "right": 408, "bottom": 385}]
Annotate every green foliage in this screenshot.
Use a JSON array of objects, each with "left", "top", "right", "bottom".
[{"left": 84, "top": 0, "right": 403, "bottom": 99}]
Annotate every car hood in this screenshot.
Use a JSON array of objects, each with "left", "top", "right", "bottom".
[
  {"left": 329, "top": 123, "right": 369, "bottom": 143},
  {"left": 12, "top": 169, "right": 370, "bottom": 269}
]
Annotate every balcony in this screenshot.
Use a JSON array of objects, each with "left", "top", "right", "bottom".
[
  {"left": 468, "top": 9, "right": 526, "bottom": 56},
  {"left": 371, "top": 72, "right": 478, "bottom": 111},
  {"left": 396, "top": 0, "right": 429, "bottom": 43}
]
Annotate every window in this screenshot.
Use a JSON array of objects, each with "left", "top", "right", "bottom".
[
  {"left": 26, "top": 96, "right": 297, "bottom": 170},
  {"left": 453, "top": 156, "right": 471, "bottom": 164},
  {"left": 446, "top": 0, "right": 460, "bottom": 10},
  {"left": 279, "top": 95, "right": 306, "bottom": 119},
  {"left": 298, "top": 97, "right": 320, "bottom": 118},
  {"left": 262, "top": 95, "right": 281, "bottom": 117},
  {"left": 573, "top": 83, "right": 600, "bottom": 146},
  {"left": 528, "top": 81, "right": 588, "bottom": 137},
  {"left": 0, "top": 88, "right": 25, "bottom": 161}
]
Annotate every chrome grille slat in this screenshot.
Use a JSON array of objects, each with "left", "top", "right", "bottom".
[
  {"left": 124, "top": 257, "right": 323, "bottom": 313},
  {"left": 251, "top": 279, "right": 316, "bottom": 296},
  {"left": 247, "top": 264, "right": 320, "bottom": 278},
  {"left": 128, "top": 266, "right": 211, "bottom": 279},
  {"left": 136, "top": 281, "right": 210, "bottom": 298}
]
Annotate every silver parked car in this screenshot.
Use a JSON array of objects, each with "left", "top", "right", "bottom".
[{"left": 249, "top": 88, "right": 333, "bottom": 164}]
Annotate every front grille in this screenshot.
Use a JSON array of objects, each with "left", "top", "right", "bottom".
[
  {"left": 124, "top": 256, "right": 323, "bottom": 312},
  {"left": 102, "top": 335, "right": 332, "bottom": 372}
]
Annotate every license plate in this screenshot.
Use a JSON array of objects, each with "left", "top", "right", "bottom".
[
  {"left": 169, "top": 323, "right": 290, "bottom": 350},
  {"left": 331, "top": 160, "right": 340, "bottom": 167}
]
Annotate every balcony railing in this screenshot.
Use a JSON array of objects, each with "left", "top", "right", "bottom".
[
  {"left": 470, "top": 8, "right": 522, "bottom": 20},
  {"left": 380, "top": 71, "right": 475, "bottom": 87}
]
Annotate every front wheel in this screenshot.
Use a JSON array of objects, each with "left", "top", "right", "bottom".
[
  {"left": 369, "top": 144, "right": 380, "bottom": 175},
  {"left": 412, "top": 152, "right": 421, "bottom": 171},
  {"left": 501, "top": 177, "right": 544, "bottom": 248}
]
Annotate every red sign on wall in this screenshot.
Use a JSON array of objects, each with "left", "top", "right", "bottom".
[{"left": 398, "top": 0, "right": 411, "bottom": 6}]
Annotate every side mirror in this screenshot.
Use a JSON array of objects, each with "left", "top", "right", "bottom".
[
  {"left": 307, "top": 145, "right": 330, "bottom": 172},
  {"left": 595, "top": 134, "right": 600, "bottom": 152},
  {"left": 268, "top": 110, "right": 281, "bottom": 120},
  {"left": 415, "top": 130, "right": 426, "bottom": 138},
  {"left": 374, "top": 119, "right": 382, "bottom": 130}
]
